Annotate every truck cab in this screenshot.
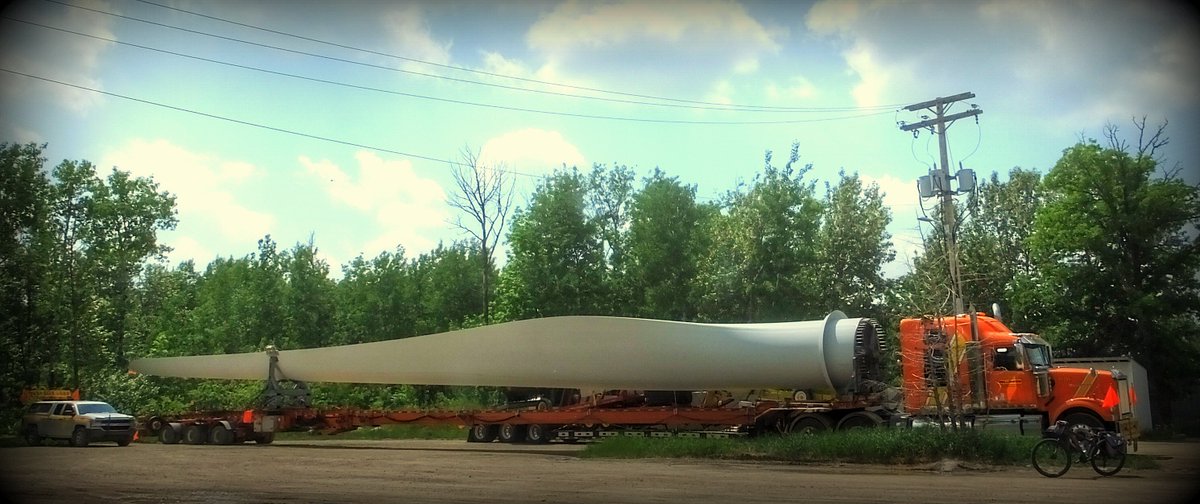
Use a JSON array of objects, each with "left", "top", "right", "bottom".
[
  {"left": 22, "top": 400, "right": 137, "bottom": 447},
  {"left": 899, "top": 314, "right": 1137, "bottom": 439}
]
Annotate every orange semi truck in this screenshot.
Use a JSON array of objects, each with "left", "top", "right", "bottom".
[{"left": 137, "top": 312, "right": 1138, "bottom": 445}]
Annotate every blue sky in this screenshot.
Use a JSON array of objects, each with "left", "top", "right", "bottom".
[{"left": 2, "top": 0, "right": 1197, "bottom": 279}]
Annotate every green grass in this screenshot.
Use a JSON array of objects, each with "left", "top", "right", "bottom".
[
  {"left": 582, "top": 429, "right": 1158, "bottom": 469},
  {"left": 274, "top": 423, "right": 465, "bottom": 441}
]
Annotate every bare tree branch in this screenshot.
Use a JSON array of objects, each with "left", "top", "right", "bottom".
[{"left": 446, "top": 144, "right": 515, "bottom": 323}]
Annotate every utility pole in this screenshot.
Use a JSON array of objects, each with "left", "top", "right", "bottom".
[{"left": 900, "top": 92, "right": 982, "bottom": 316}]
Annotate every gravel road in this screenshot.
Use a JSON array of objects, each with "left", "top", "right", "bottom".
[{"left": 2, "top": 439, "right": 1196, "bottom": 504}]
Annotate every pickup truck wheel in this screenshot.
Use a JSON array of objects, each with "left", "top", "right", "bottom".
[
  {"left": 70, "top": 427, "right": 89, "bottom": 447},
  {"left": 183, "top": 424, "right": 208, "bottom": 445},
  {"left": 254, "top": 432, "right": 275, "bottom": 445},
  {"left": 24, "top": 426, "right": 42, "bottom": 446},
  {"left": 117, "top": 435, "right": 133, "bottom": 447}
]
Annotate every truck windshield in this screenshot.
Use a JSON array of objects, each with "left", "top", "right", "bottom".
[
  {"left": 1025, "top": 344, "right": 1051, "bottom": 368},
  {"left": 76, "top": 403, "right": 117, "bottom": 415}
]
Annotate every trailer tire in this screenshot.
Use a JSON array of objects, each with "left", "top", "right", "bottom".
[
  {"left": 498, "top": 423, "right": 527, "bottom": 443},
  {"left": 146, "top": 416, "right": 166, "bottom": 435},
  {"left": 788, "top": 414, "right": 831, "bottom": 435},
  {"left": 526, "top": 424, "right": 551, "bottom": 444},
  {"left": 836, "top": 411, "right": 883, "bottom": 431},
  {"left": 254, "top": 432, "right": 275, "bottom": 445},
  {"left": 467, "top": 424, "right": 498, "bottom": 443},
  {"left": 210, "top": 424, "right": 236, "bottom": 445},
  {"left": 183, "top": 424, "right": 208, "bottom": 445},
  {"left": 160, "top": 423, "right": 182, "bottom": 444}
]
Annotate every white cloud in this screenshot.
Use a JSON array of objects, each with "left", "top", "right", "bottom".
[
  {"left": 805, "top": 0, "right": 1200, "bottom": 122},
  {"left": 381, "top": 4, "right": 452, "bottom": 69},
  {"left": 479, "top": 128, "right": 587, "bottom": 175},
  {"left": 524, "top": 0, "right": 784, "bottom": 88},
  {"left": 766, "top": 76, "right": 818, "bottom": 102},
  {"left": 102, "top": 139, "right": 275, "bottom": 264},
  {"left": 300, "top": 151, "right": 448, "bottom": 258}
]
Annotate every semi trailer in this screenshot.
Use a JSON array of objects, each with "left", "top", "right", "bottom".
[{"left": 129, "top": 311, "right": 1137, "bottom": 445}]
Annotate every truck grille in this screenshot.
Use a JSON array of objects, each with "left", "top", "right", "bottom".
[{"left": 95, "top": 419, "right": 134, "bottom": 431}]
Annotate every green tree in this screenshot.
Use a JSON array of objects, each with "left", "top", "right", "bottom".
[
  {"left": 0, "top": 143, "right": 53, "bottom": 403},
  {"left": 282, "top": 239, "right": 336, "bottom": 348},
  {"left": 587, "top": 163, "right": 636, "bottom": 314},
  {"left": 625, "top": 168, "right": 707, "bottom": 320},
  {"left": 957, "top": 168, "right": 1044, "bottom": 327},
  {"left": 816, "top": 171, "right": 894, "bottom": 319},
  {"left": 1019, "top": 123, "right": 1200, "bottom": 425},
  {"left": 495, "top": 168, "right": 605, "bottom": 320},
  {"left": 88, "top": 168, "right": 177, "bottom": 367},
  {"left": 694, "top": 143, "right": 824, "bottom": 322}
]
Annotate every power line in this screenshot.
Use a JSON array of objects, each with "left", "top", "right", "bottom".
[
  {"left": 0, "top": 67, "right": 546, "bottom": 178},
  {"left": 47, "top": 0, "right": 903, "bottom": 114},
  {"left": 1, "top": 15, "right": 895, "bottom": 126},
  {"left": 126, "top": 0, "right": 902, "bottom": 113}
]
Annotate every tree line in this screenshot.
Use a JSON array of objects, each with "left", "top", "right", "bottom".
[{"left": 1, "top": 123, "right": 1196, "bottom": 429}]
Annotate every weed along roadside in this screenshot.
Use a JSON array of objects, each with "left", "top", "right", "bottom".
[{"left": 578, "top": 429, "right": 1160, "bottom": 470}]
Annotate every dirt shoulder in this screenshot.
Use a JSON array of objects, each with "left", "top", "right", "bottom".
[{"left": 2, "top": 439, "right": 1196, "bottom": 504}]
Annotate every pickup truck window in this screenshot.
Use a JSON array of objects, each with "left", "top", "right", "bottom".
[
  {"left": 27, "top": 403, "right": 52, "bottom": 414},
  {"left": 61, "top": 404, "right": 75, "bottom": 416},
  {"left": 77, "top": 403, "right": 117, "bottom": 415}
]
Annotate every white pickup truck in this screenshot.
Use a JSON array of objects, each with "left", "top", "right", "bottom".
[{"left": 22, "top": 400, "right": 136, "bottom": 447}]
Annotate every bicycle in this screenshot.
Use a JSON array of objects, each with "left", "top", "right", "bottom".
[{"left": 1031, "top": 420, "right": 1128, "bottom": 478}]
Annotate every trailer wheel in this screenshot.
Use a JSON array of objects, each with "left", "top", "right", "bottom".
[
  {"left": 498, "top": 423, "right": 527, "bottom": 443},
  {"left": 526, "top": 424, "right": 551, "bottom": 444},
  {"left": 788, "top": 414, "right": 831, "bottom": 435},
  {"left": 160, "top": 423, "right": 181, "bottom": 444},
  {"left": 209, "top": 424, "right": 236, "bottom": 445},
  {"left": 183, "top": 424, "right": 208, "bottom": 445},
  {"left": 254, "top": 432, "right": 275, "bottom": 445},
  {"left": 467, "top": 424, "right": 498, "bottom": 443},
  {"left": 836, "top": 411, "right": 883, "bottom": 431},
  {"left": 146, "top": 416, "right": 166, "bottom": 435}
]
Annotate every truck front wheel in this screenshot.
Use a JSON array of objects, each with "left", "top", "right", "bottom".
[{"left": 1061, "top": 411, "right": 1103, "bottom": 431}]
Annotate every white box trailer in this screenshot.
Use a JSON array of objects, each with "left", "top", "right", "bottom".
[{"left": 1056, "top": 356, "right": 1152, "bottom": 433}]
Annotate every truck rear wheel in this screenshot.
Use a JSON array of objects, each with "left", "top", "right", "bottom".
[
  {"left": 836, "top": 411, "right": 883, "bottom": 431},
  {"left": 23, "top": 426, "right": 41, "bottom": 446},
  {"left": 788, "top": 414, "right": 831, "bottom": 435}
]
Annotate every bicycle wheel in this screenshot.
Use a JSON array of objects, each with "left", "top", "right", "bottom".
[
  {"left": 1090, "top": 442, "right": 1126, "bottom": 476},
  {"left": 1032, "top": 438, "right": 1072, "bottom": 477}
]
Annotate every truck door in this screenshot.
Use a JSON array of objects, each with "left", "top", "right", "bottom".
[
  {"left": 986, "top": 346, "right": 1038, "bottom": 409},
  {"left": 46, "top": 403, "right": 75, "bottom": 438}
]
